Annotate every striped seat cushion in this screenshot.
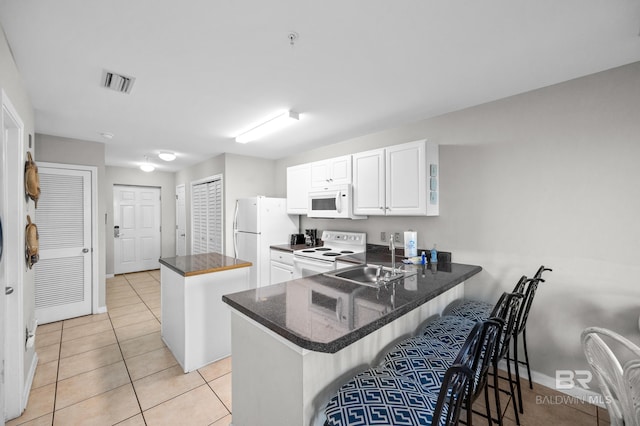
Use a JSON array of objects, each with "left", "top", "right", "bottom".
[
  {"left": 446, "top": 300, "right": 493, "bottom": 323},
  {"left": 381, "top": 338, "right": 460, "bottom": 394},
  {"left": 325, "top": 367, "right": 444, "bottom": 426},
  {"left": 419, "top": 316, "right": 476, "bottom": 347}
]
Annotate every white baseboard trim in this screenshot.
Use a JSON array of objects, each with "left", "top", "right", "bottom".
[
  {"left": 498, "top": 360, "right": 605, "bottom": 408},
  {"left": 106, "top": 274, "right": 114, "bottom": 278},
  {"left": 96, "top": 305, "right": 108, "bottom": 314},
  {"left": 22, "top": 353, "right": 38, "bottom": 411}
]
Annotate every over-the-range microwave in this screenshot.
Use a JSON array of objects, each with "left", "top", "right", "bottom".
[{"left": 307, "top": 184, "right": 366, "bottom": 220}]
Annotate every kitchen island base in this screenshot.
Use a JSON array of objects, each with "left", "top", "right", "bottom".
[
  {"left": 161, "top": 263, "right": 250, "bottom": 373},
  {"left": 230, "top": 284, "right": 463, "bottom": 426}
]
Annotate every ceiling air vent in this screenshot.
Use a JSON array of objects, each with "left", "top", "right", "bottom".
[{"left": 102, "top": 70, "right": 135, "bottom": 94}]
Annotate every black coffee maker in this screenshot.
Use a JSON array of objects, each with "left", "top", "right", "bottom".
[
  {"left": 304, "top": 229, "right": 317, "bottom": 246},
  {"left": 290, "top": 233, "right": 305, "bottom": 245}
]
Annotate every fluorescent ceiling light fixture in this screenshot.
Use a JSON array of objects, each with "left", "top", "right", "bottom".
[
  {"left": 140, "top": 157, "right": 155, "bottom": 172},
  {"left": 235, "top": 110, "right": 299, "bottom": 143},
  {"left": 158, "top": 152, "right": 176, "bottom": 161}
]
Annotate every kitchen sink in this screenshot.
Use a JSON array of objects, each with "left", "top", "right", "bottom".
[{"left": 324, "top": 264, "right": 416, "bottom": 287}]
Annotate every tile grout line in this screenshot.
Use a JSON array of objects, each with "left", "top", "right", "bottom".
[
  {"left": 205, "top": 375, "right": 232, "bottom": 416},
  {"left": 125, "top": 273, "right": 161, "bottom": 322},
  {"left": 110, "top": 274, "right": 148, "bottom": 426}
]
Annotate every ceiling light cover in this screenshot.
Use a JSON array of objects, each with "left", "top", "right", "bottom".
[
  {"left": 140, "top": 157, "right": 155, "bottom": 172},
  {"left": 158, "top": 152, "right": 176, "bottom": 161},
  {"left": 235, "top": 110, "right": 299, "bottom": 143}
]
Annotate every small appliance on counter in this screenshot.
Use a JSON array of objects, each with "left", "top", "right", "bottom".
[
  {"left": 305, "top": 229, "right": 318, "bottom": 246},
  {"left": 290, "top": 233, "right": 306, "bottom": 245}
]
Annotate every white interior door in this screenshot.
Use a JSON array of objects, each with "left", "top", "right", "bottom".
[
  {"left": 35, "top": 167, "right": 92, "bottom": 324},
  {"left": 114, "top": 186, "right": 161, "bottom": 274},
  {"left": 176, "top": 184, "right": 186, "bottom": 256}
]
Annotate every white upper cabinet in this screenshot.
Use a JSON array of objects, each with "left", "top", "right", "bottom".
[
  {"left": 354, "top": 140, "right": 439, "bottom": 216},
  {"left": 352, "top": 148, "right": 386, "bottom": 215},
  {"left": 286, "top": 163, "right": 311, "bottom": 214},
  {"left": 310, "top": 155, "right": 352, "bottom": 188}
]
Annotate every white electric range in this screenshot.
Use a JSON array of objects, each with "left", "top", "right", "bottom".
[{"left": 292, "top": 231, "right": 366, "bottom": 279}]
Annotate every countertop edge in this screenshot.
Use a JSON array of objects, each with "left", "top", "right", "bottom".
[
  {"left": 223, "top": 264, "right": 482, "bottom": 353},
  {"left": 159, "top": 256, "right": 252, "bottom": 277}
]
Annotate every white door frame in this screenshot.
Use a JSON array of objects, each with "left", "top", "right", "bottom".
[
  {"left": 39, "top": 162, "right": 99, "bottom": 314},
  {"left": 176, "top": 184, "right": 186, "bottom": 256},
  {"left": 2, "top": 89, "right": 26, "bottom": 419}
]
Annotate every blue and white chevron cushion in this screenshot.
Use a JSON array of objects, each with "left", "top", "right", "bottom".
[
  {"left": 446, "top": 300, "right": 493, "bottom": 323},
  {"left": 382, "top": 355, "right": 456, "bottom": 394},
  {"left": 419, "top": 316, "right": 476, "bottom": 347},
  {"left": 382, "top": 336, "right": 454, "bottom": 365},
  {"left": 324, "top": 367, "right": 444, "bottom": 426}
]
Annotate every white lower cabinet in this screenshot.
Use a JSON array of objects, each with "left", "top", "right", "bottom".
[{"left": 270, "top": 249, "right": 294, "bottom": 284}]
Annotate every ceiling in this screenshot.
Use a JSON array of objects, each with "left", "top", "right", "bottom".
[{"left": 1, "top": 1, "right": 639, "bottom": 172}]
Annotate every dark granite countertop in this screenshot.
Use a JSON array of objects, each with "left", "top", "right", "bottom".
[
  {"left": 159, "top": 253, "right": 252, "bottom": 277},
  {"left": 222, "top": 260, "right": 481, "bottom": 353}
]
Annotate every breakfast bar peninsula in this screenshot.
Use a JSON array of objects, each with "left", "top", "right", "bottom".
[{"left": 223, "top": 260, "right": 481, "bottom": 426}]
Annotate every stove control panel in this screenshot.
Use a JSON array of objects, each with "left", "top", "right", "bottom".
[{"left": 321, "top": 231, "right": 366, "bottom": 246}]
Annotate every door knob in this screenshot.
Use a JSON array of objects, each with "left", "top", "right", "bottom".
[
  {"left": 5, "top": 287, "right": 13, "bottom": 295},
  {"left": 82, "top": 248, "right": 89, "bottom": 253}
]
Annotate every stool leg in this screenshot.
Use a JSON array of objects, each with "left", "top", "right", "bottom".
[
  {"left": 493, "top": 365, "right": 503, "bottom": 426},
  {"left": 484, "top": 384, "right": 495, "bottom": 426},
  {"left": 523, "top": 328, "right": 533, "bottom": 389},
  {"left": 512, "top": 333, "right": 524, "bottom": 414},
  {"left": 506, "top": 358, "right": 521, "bottom": 425}
]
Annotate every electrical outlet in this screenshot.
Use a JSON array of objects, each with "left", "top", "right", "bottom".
[
  {"left": 380, "top": 231, "right": 386, "bottom": 242},
  {"left": 394, "top": 232, "right": 400, "bottom": 242}
]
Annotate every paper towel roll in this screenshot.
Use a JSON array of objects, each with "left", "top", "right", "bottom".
[{"left": 404, "top": 231, "right": 417, "bottom": 257}]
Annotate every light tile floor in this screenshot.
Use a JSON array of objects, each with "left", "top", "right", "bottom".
[
  {"left": 8, "top": 270, "right": 232, "bottom": 426},
  {"left": 8, "top": 269, "right": 610, "bottom": 426}
]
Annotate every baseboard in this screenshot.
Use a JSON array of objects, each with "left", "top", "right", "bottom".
[
  {"left": 22, "top": 352, "right": 38, "bottom": 411},
  {"left": 106, "top": 273, "right": 114, "bottom": 278},
  {"left": 498, "top": 360, "right": 605, "bottom": 408},
  {"left": 96, "top": 305, "right": 108, "bottom": 314}
]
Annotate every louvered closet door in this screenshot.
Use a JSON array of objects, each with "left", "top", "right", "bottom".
[
  {"left": 192, "top": 183, "right": 207, "bottom": 254},
  {"left": 35, "top": 168, "right": 92, "bottom": 324},
  {"left": 191, "top": 179, "right": 223, "bottom": 255},
  {"left": 207, "top": 180, "right": 222, "bottom": 253}
]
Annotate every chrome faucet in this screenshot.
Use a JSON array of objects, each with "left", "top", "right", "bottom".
[{"left": 389, "top": 234, "right": 396, "bottom": 275}]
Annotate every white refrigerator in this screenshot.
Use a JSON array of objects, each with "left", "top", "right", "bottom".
[{"left": 233, "top": 197, "right": 299, "bottom": 288}]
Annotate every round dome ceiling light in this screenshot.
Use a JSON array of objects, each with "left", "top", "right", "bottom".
[
  {"left": 158, "top": 152, "right": 176, "bottom": 161},
  {"left": 140, "top": 157, "right": 155, "bottom": 172}
]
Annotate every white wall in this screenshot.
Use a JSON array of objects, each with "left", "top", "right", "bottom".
[
  {"left": 105, "top": 166, "right": 176, "bottom": 274},
  {"left": 175, "top": 153, "right": 278, "bottom": 256},
  {"left": 175, "top": 153, "right": 225, "bottom": 255},
  {"left": 276, "top": 62, "right": 640, "bottom": 380},
  {"left": 0, "top": 23, "right": 36, "bottom": 417}
]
